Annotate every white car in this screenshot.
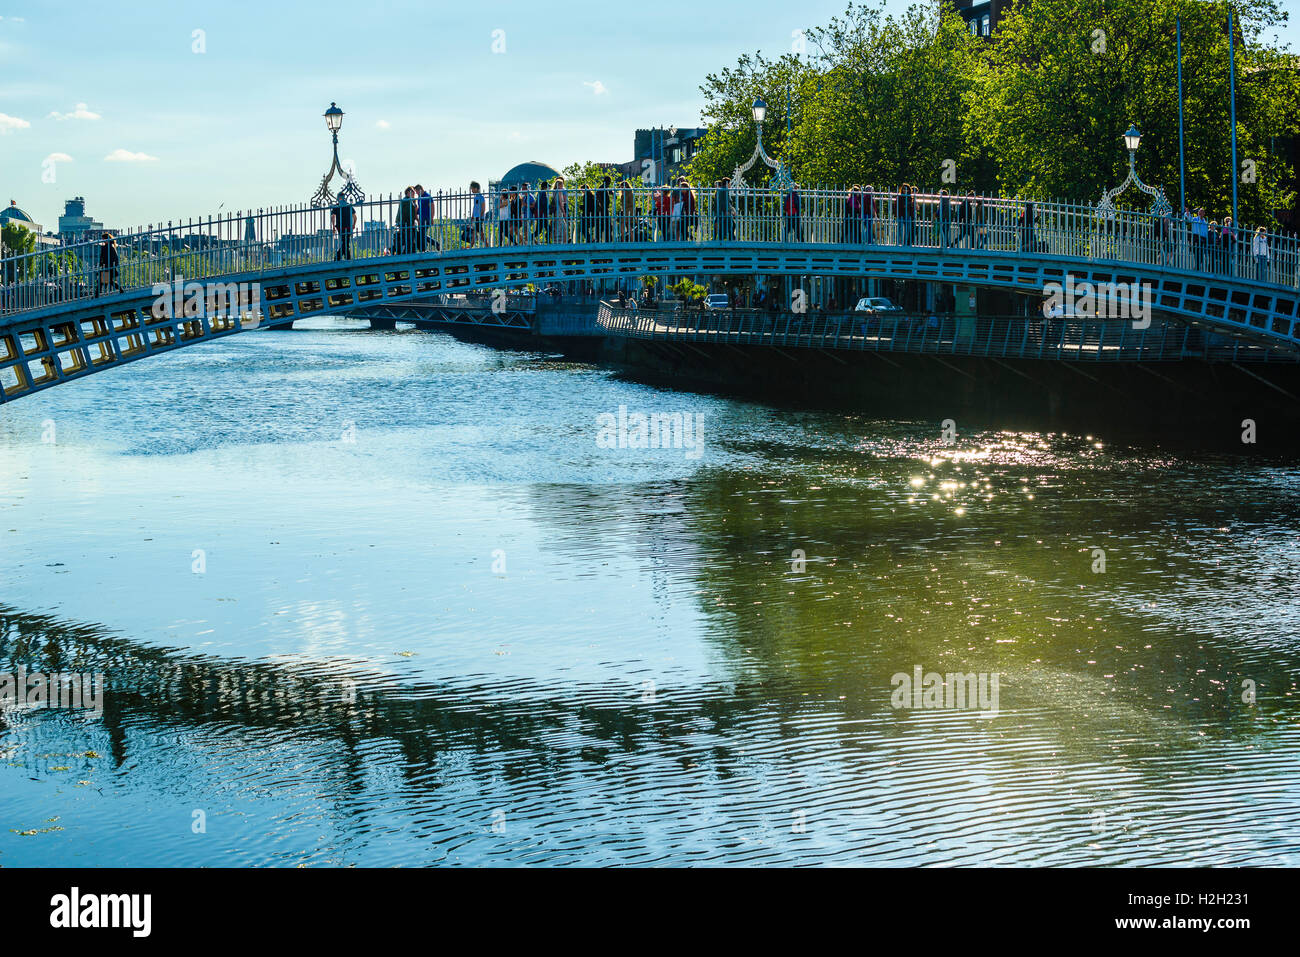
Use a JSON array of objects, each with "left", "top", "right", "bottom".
[
  {"left": 854, "top": 296, "right": 901, "bottom": 313},
  {"left": 703, "top": 294, "right": 730, "bottom": 310}
]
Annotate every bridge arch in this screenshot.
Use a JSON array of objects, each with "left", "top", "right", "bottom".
[{"left": 4, "top": 187, "right": 1300, "bottom": 402}]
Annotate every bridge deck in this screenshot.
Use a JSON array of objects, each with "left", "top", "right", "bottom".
[{"left": 4, "top": 187, "right": 1300, "bottom": 403}]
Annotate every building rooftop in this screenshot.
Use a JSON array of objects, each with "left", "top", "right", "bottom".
[
  {"left": 498, "top": 161, "right": 562, "bottom": 187},
  {"left": 1, "top": 200, "right": 36, "bottom": 225}
]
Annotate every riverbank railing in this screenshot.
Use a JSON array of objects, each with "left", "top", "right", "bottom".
[
  {"left": 595, "top": 302, "right": 1299, "bottom": 364},
  {"left": 3, "top": 186, "right": 1298, "bottom": 320}
]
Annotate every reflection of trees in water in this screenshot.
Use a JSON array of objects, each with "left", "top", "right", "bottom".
[
  {"left": 523, "top": 452, "right": 1300, "bottom": 738},
  {"left": 2, "top": 446, "right": 1296, "bottom": 837}
]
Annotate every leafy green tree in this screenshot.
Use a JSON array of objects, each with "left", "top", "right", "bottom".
[
  {"left": 684, "top": 0, "right": 1299, "bottom": 225},
  {"left": 1, "top": 223, "right": 38, "bottom": 282},
  {"left": 667, "top": 278, "right": 707, "bottom": 306},
  {"left": 791, "top": 3, "right": 986, "bottom": 189},
  {"left": 687, "top": 51, "right": 807, "bottom": 187},
  {"left": 689, "top": 4, "right": 986, "bottom": 190},
  {"left": 965, "top": 0, "right": 1298, "bottom": 220},
  {"left": 559, "top": 160, "right": 623, "bottom": 190}
]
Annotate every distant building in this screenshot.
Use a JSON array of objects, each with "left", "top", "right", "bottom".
[
  {"left": 358, "top": 220, "right": 390, "bottom": 255},
  {"left": 947, "top": 0, "right": 1015, "bottom": 37},
  {"left": 0, "top": 200, "right": 61, "bottom": 251},
  {"left": 57, "top": 197, "right": 105, "bottom": 242},
  {"left": 274, "top": 229, "right": 334, "bottom": 262},
  {"left": 634, "top": 127, "right": 708, "bottom": 185},
  {"left": 491, "top": 161, "right": 562, "bottom": 192},
  {"left": 1, "top": 199, "right": 43, "bottom": 235}
]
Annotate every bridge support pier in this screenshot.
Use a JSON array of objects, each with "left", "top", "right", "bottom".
[{"left": 368, "top": 317, "right": 398, "bottom": 331}]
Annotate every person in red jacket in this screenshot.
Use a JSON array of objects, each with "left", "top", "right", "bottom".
[
  {"left": 654, "top": 188, "right": 670, "bottom": 241},
  {"left": 677, "top": 177, "right": 697, "bottom": 241},
  {"left": 783, "top": 183, "right": 802, "bottom": 243}
]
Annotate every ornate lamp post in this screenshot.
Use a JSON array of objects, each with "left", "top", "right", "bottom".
[
  {"left": 1098, "top": 123, "right": 1171, "bottom": 218},
  {"left": 730, "top": 97, "right": 792, "bottom": 190},
  {"left": 312, "top": 102, "right": 365, "bottom": 206}
]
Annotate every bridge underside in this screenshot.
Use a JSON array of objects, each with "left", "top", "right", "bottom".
[
  {"left": 3, "top": 242, "right": 1298, "bottom": 404},
  {"left": 344, "top": 301, "right": 535, "bottom": 332}
]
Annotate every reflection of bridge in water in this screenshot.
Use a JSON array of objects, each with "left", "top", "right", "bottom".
[{"left": 3, "top": 188, "right": 1300, "bottom": 404}]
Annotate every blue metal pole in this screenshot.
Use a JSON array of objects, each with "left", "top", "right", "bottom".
[
  {"left": 1177, "top": 14, "right": 1186, "bottom": 214},
  {"left": 1228, "top": 3, "right": 1239, "bottom": 224},
  {"left": 658, "top": 127, "right": 664, "bottom": 185}
]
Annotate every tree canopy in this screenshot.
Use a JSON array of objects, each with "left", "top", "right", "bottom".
[
  {"left": 1, "top": 223, "right": 39, "bottom": 283},
  {"left": 687, "top": 0, "right": 1299, "bottom": 225}
]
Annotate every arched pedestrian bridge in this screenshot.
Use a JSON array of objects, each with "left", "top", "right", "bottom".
[{"left": 3, "top": 188, "right": 1299, "bottom": 403}]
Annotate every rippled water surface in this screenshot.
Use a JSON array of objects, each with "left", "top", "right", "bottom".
[{"left": 1, "top": 317, "right": 1298, "bottom": 866}]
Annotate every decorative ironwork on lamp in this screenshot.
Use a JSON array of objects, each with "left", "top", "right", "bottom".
[
  {"left": 731, "top": 97, "right": 792, "bottom": 191},
  {"left": 1098, "top": 123, "right": 1172, "bottom": 219},
  {"left": 312, "top": 102, "right": 365, "bottom": 207}
]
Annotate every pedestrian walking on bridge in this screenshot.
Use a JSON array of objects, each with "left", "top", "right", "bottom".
[
  {"left": 96, "top": 232, "right": 121, "bottom": 296},
  {"left": 843, "top": 186, "right": 861, "bottom": 244},
  {"left": 552, "top": 178, "right": 569, "bottom": 243},
  {"left": 418, "top": 185, "right": 438, "bottom": 252},
  {"left": 898, "top": 185, "right": 915, "bottom": 247},
  {"left": 1253, "top": 226, "right": 1271, "bottom": 282},
  {"left": 395, "top": 187, "right": 418, "bottom": 254},
  {"left": 331, "top": 193, "right": 355, "bottom": 260},
  {"left": 469, "top": 181, "right": 487, "bottom": 247},
  {"left": 677, "top": 177, "right": 697, "bottom": 241},
  {"left": 783, "top": 182, "right": 802, "bottom": 243},
  {"left": 1018, "top": 201, "right": 1036, "bottom": 253}
]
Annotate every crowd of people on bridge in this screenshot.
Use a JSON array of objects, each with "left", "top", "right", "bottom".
[
  {"left": 5, "top": 175, "right": 1288, "bottom": 320},
  {"left": 1173, "top": 208, "right": 1274, "bottom": 281},
  {"left": 318, "top": 176, "right": 1291, "bottom": 284}
]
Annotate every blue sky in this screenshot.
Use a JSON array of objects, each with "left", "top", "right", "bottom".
[{"left": 2, "top": 0, "right": 1296, "bottom": 231}]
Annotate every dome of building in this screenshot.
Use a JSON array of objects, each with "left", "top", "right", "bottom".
[
  {"left": 1, "top": 200, "right": 36, "bottom": 225},
  {"left": 498, "top": 161, "right": 561, "bottom": 187}
]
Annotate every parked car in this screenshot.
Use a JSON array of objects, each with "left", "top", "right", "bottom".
[
  {"left": 703, "top": 294, "right": 730, "bottom": 311},
  {"left": 854, "top": 296, "right": 901, "bottom": 314},
  {"left": 853, "top": 296, "right": 903, "bottom": 335}
]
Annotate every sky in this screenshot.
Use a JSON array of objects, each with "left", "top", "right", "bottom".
[{"left": 2, "top": 0, "right": 1297, "bottom": 232}]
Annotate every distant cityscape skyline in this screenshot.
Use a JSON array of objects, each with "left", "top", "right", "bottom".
[{"left": 2, "top": 0, "right": 1296, "bottom": 231}]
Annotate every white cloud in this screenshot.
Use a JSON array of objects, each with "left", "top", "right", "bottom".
[
  {"left": 44, "top": 152, "right": 74, "bottom": 163},
  {"left": 104, "top": 148, "right": 158, "bottom": 163},
  {"left": 48, "top": 102, "right": 101, "bottom": 121},
  {"left": 0, "top": 112, "right": 30, "bottom": 133},
  {"left": 583, "top": 80, "right": 607, "bottom": 95},
  {"left": 375, "top": 119, "right": 390, "bottom": 130},
  {"left": 0, "top": 16, "right": 27, "bottom": 22}
]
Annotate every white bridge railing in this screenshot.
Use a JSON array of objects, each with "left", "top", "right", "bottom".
[{"left": 2, "top": 186, "right": 1297, "bottom": 320}]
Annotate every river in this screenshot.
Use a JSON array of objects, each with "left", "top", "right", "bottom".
[{"left": 1, "top": 317, "right": 1297, "bottom": 866}]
